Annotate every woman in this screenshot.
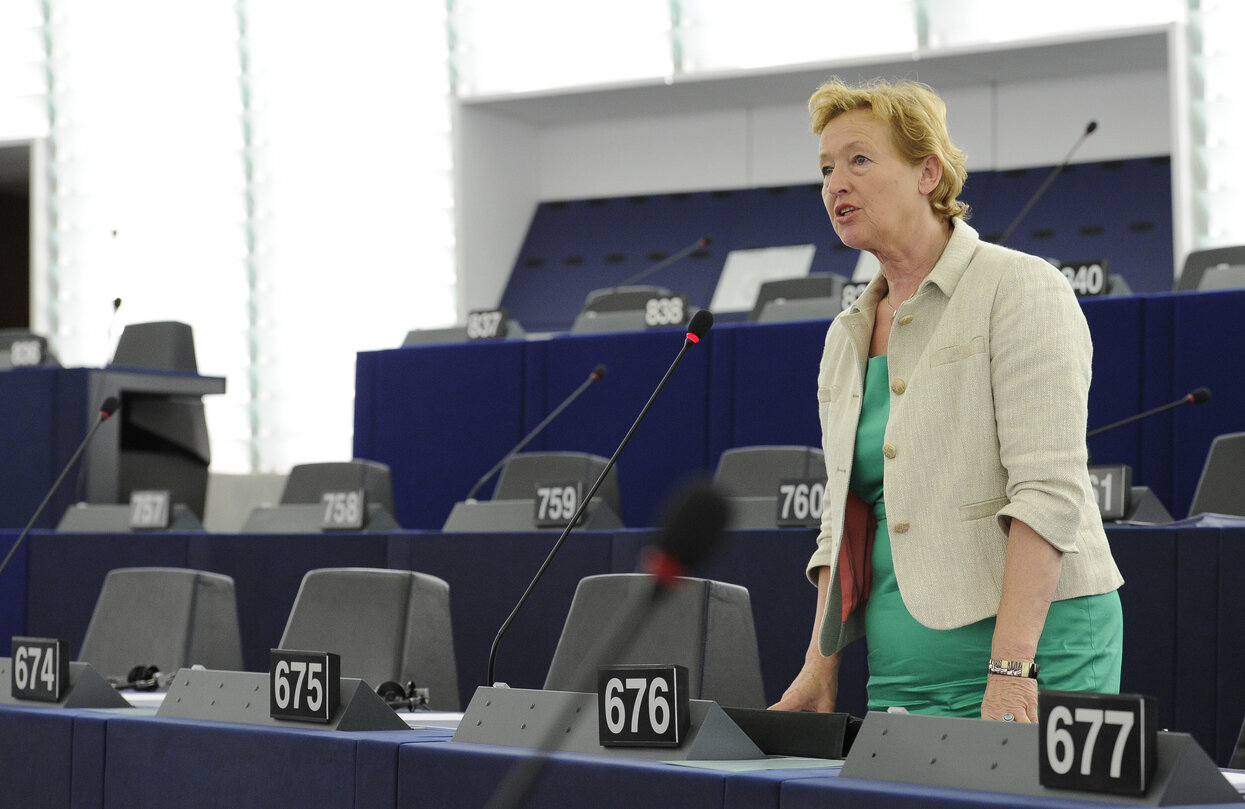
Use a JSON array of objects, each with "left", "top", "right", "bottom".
[{"left": 771, "top": 78, "right": 1124, "bottom": 722}]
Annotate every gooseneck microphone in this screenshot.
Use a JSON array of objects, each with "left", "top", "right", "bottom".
[
  {"left": 613, "top": 236, "right": 712, "bottom": 291},
  {"left": 485, "top": 309, "right": 714, "bottom": 688},
  {"left": 999, "top": 121, "right": 1097, "bottom": 245},
  {"left": 464, "top": 364, "right": 608, "bottom": 502},
  {"left": 483, "top": 480, "right": 731, "bottom": 809},
  {"left": 0, "top": 397, "right": 120, "bottom": 579},
  {"left": 1087, "top": 387, "right": 1211, "bottom": 439}
]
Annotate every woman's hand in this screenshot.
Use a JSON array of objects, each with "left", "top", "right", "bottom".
[
  {"left": 980, "top": 673, "right": 1038, "bottom": 722},
  {"left": 769, "top": 653, "right": 840, "bottom": 713}
]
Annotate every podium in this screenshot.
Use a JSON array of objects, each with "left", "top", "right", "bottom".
[{"left": 0, "top": 366, "right": 225, "bottom": 529}]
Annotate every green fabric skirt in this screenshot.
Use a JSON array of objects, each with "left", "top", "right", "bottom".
[{"left": 852, "top": 355, "right": 1123, "bottom": 716}]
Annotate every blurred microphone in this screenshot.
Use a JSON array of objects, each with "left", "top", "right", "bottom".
[
  {"left": 999, "top": 121, "right": 1097, "bottom": 245},
  {"left": 613, "top": 236, "right": 712, "bottom": 290},
  {"left": 1087, "top": 387, "right": 1211, "bottom": 439},
  {"left": 0, "top": 397, "right": 120, "bottom": 579},
  {"left": 482, "top": 478, "right": 730, "bottom": 809},
  {"left": 642, "top": 479, "right": 731, "bottom": 588},
  {"left": 464, "top": 363, "right": 607, "bottom": 502},
  {"left": 486, "top": 310, "right": 714, "bottom": 687}
]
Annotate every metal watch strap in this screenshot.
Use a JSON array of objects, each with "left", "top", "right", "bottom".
[{"left": 987, "top": 658, "right": 1040, "bottom": 679}]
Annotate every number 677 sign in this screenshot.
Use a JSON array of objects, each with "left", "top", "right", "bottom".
[{"left": 1038, "top": 691, "right": 1156, "bottom": 795}]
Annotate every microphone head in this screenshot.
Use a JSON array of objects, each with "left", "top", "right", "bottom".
[
  {"left": 644, "top": 479, "right": 731, "bottom": 582},
  {"left": 591, "top": 364, "right": 608, "bottom": 381},
  {"left": 99, "top": 396, "right": 120, "bottom": 418},
  {"left": 113, "top": 297, "right": 122, "bottom": 311},
  {"left": 1188, "top": 387, "right": 1211, "bottom": 404},
  {"left": 698, "top": 236, "right": 713, "bottom": 247},
  {"left": 1085, "top": 120, "right": 1098, "bottom": 135},
  {"left": 686, "top": 309, "right": 714, "bottom": 341}
]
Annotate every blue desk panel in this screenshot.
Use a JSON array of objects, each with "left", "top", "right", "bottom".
[
  {"left": 12, "top": 526, "right": 1245, "bottom": 766},
  {"left": 355, "top": 291, "right": 1245, "bottom": 533}
]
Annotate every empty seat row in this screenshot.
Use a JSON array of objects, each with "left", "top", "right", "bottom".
[{"left": 73, "top": 565, "right": 768, "bottom": 713}]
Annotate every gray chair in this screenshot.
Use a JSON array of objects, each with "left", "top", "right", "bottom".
[
  {"left": 493, "top": 451, "right": 620, "bottom": 517},
  {"left": 280, "top": 460, "right": 396, "bottom": 515},
  {"left": 1188, "top": 432, "right": 1245, "bottom": 518},
  {"left": 77, "top": 567, "right": 243, "bottom": 683},
  {"left": 712, "top": 445, "right": 825, "bottom": 528},
  {"left": 278, "top": 567, "right": 460, "bottom": 711},
  {"left": 749, "top": 275, "right": 846, "bottom": 322},
  {"left": 1174, "top": 246, "right": 1245, "bottom": 292},
  {"left": 543, "top": 573, "right": 766, "bottom": 709},
  {"left": 242, "top": 460, "right": 400, "bottom": 532},
  {"left": 571, "top": 285, "right": 673, "bottom": 334}
]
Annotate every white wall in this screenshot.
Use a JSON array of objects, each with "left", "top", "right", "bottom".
[{"left": 457, "top": 36, "right": 1175, "bottom": 313}]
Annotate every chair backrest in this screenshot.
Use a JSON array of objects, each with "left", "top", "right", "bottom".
[
  {"left": 280, "top": 460, "right": 395, "bottom": 516},
  {"left": 581, "top": 285, "right": 672, "bottom": 313},
  {"left": 1175, "top": 245, "right": 1245, "bottom": 292},
  {"left": 712, "top": 445, "right": 825, "bottom": 498},
  {"left": 749, "top": 275, "right": 845, "bottom": 322},
  {"left": 78, "top": 567, "right": 243, "bottom": 679},
  {"left": 1188, "top": 432, "right": 1245, "bottom": 518},
  {"left": 278, "top": 567, "right": 460, "bottom": 710},
  {"left": 543, "top": 573, "right": 766, "bottom": 709},
  {"left": 492, "top": 451, "right": 620, "bottom": 517},
  {"left": 109, "top": 321, "right": 198, "bottom": 372}
]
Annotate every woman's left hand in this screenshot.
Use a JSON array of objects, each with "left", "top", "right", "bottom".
[{"left": 981, "top": 674, "right": 1038, "bottom": 722}]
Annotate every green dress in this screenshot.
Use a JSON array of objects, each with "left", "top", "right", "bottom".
[{"left": 853, "top": 355, "right": 1124, "bottom": 716}]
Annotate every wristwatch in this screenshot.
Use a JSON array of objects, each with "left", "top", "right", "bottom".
[{"left": 987, "top": 658, "right": 1040, "bottom": 679}]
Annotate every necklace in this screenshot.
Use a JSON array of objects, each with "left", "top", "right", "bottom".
[{"left": 884, "top": 295, "right": 899, "bottom": 316}]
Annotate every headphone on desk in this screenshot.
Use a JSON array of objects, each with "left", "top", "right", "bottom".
[
  {"left": 110, "top": 664, "right": 165, "bottom": 692},
  {"left": 376, "top": 680, "right": 428, "bottom": 711}
]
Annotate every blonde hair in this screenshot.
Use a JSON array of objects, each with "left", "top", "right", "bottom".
[{"left": 808, "top": 77, "right": 970, "bottom": 221}]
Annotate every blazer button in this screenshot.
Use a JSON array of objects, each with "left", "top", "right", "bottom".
[
  {"left": 893, "top": 520, "right": 910, "bottom": 534},
  {"left": 890, "top": 378, "right": 906, "bottom": 395},
  {"left": 898, "top": 315, "right": 914, "bottom": 326},
  {"left": 882, "top": 443, "right": 897, "bottom": 459}
]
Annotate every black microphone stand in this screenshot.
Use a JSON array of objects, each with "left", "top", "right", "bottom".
[
  {"left": 465, "top": 365, "right": 606, "bottom": 502},
  {"left": 1087, "top": 388, "right": 1211, "bottom": 439},
  {"left": 999, "top": 122, "right": 1097, "bottom": 245},
  {"left": 610, "top": 236, "right": 711, "bottom": 292},
  {"left": 485, "top": 312, "right": 713, "bottom": 687},
  {"left": 0, "top": 398, "right": 120, "bottom": 580}
]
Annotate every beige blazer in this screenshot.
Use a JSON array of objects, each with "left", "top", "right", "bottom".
[{"left": 808, "top": 220, "right": 1124, "bottom": 657}]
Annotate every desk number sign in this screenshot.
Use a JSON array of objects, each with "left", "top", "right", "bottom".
[
  {"left": 466, "top": 308, "right": 508, "bottom": 340},
  {"left": 597, "top": 664, "right": 690, "bottom": 747},
  {"left": 269, "top": 649, "right": 341, "bottom": 724},
  {"left": 1039, "top": 690, "right": 1157, "bottom": 796},
  {"left": 776, "top": 478, "right": 825, "bottom": 527},
  {"left": 320, "top": 490, "right": 366, "bottom": 530},
  {"left": 643, "top": 295, "right": 688, "bottom": 328},
  {"left": 1059, "top": 259, "right": 1110, "bottom": 298},
  {"left": 129, "top": 490, "right": 171, "bottom": 530},
  {"left": 10, "top": 637, "right": 69, "bottom": 702},
  {"left": 1088, "top": 465, "right": 1132, "bottom": 521},
  {"left": 534, "top": 481, "right": 582, "bottom": 528}
]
